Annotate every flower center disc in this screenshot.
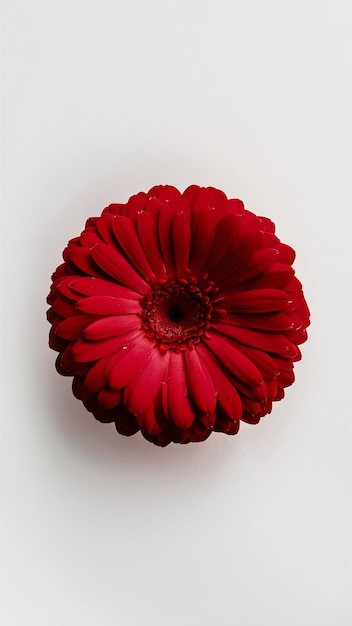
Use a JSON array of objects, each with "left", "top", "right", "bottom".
[{"left": 141, "top": 279, "right": 214, "bottom": 351}]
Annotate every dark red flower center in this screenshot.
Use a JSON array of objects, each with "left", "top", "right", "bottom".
[{"left": 141, "top": 277, "right": 216, "bottom": 351}]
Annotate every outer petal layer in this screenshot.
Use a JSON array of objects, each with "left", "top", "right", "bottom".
[{"left": 47, "top": 185, "right": 310, "bottom": 446}]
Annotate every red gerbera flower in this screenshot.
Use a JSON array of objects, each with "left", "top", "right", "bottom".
[{"left": 47, "top": 185, "right": 310, "bottom": 446}]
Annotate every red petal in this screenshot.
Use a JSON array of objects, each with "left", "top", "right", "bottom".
[
  {"left": 277, "top": 242, "right": 296, "bottom": 265},
  {"left": 198, "top": 412, "right": 216, "bottom": 429},
  {"left": 51, "top": 262, "right": 68, "bottom": 282},
  {"left": 277, "top": 368, "right": 295, "bottom": 386},
  {"left": 172, "top": 210, "right": 191, "bottom": 277},
  {"left": 236, "top": 264, "right": 295, "bottom": 291},
  {"left": 197, "top": 343, "right": 242, "bottom": 421},
  {"left": 287, "top": 327, "right": 308, "bottom": 347},
  {"left": 228, "top": 198, "right": 245, "bottom": 216},
  {"left": 213, "top": 415, "right": 240, "bottom": 435},
  {"left": 184, "top": 186, "right": 228, "bottom": 218},
  {"left": 68, "top": 246, "right": 101, "bottom": 276},
  {"left": 203, "top": 333, "right": 264, "bottom": 386},
  {"left": 231, "top": 344, "right": 279, "bottom": 378},
  {"left": 72, "top": 376, "right": 92, "bottom": 402},
  {"left": 69, "top": 277, "right": 140, "bottom": 300},
  {"left": 114, "top": 406, "right": 140, "bottom": 435},
  {"left": 77, "top": 296, "right": 140, "bottom": 316},
  {"left": 260, "top": 216, "right": 275, "bottom": 234},
  {"left": 219, "top": 248, "right": 279, "bottom": 289},
  {"left": 214, "top": 228, "right": 263, "bottom": 287},
  {"left": 72, "top": 329, "right": 140, "bottom": 363},
  {"left": 84, "top": 355, "right": 112, "bottom": 393},
  {"left": 111, "top": 215, "right": 154, "bottom": 280},
  {"left": 158, "top": 204, "right": 177, "bottom": 275},
  {"left": 102, "top": 203, "right": 124, "bottom": 217},
  {"left": 220, "top": 289, "right": 290, "bottom": 313},
  {"left": 144, "top": 196, "right": 164, "bottom": 219},
  {"left": 167, "top": 352, "right": 195, "bottom": 429},
  {"left": 214, "top": 323, "right": 299, "bottom": 357},
  {"left": 207, "top": 212, "right": 266, "bottom": 284},
  {"left": 189, "top": 207, "right": 217, "bottom": 275},
  {"left": 201, "top": 214, "right": 239, "bottom": 273},
  {"left": 51, "top": 296, "right": 76, "bottom": 318},
  {"left": 136, "top": 211, "right": 167, "bottom": 278},
  {"left": 124, "top": 348, "right": 169, "bottom": 416},
  {"left": 219, "top": 312, "right": 293, "bottom": 331},
  {"left": 184, "top": 348, "right": 216, "bottom": 414},
  {"left": 182, "top": 184, "right": 201, "bottom": 206},
  {"left": 57, "top": 344, "right": 89, "bottom": 376},
  {"left": 97, "top": 389, "right": 122, "bottom": 410},
  {"left": 55, "top": 277, "right": 80, "bottom": 301},
  {"left": 265, "top": 379, "right": 278, "bottom": 401},
  {"left": 56, "top": 314, "right": 97, "bottom": 340},
  {"left": 137, "top": 406, "right": 162, "bottom": 434},
  {"left": 107, "top": 337, "right": 153, "bottom": 390},
  {"left": 49, "top": 322, "right": 67, "bottom": 351},
  {"left": 96, "top": 215, "right": 118, "bottom": 247},
  {"left": 234, "top": 378, "right": 269, "bottom": 402},
  {"left": 124, "top": 192, "right": 148, "bottom": 219},
  {"left": 80, "top": 230, "right": 102, "bottom": 248},
  {"left": 148, "top": 185, "right": 182, "bottom": 202},
  {"left": 84, "top": 315, "right": 138, "bottom": 341},
  {"left": 90, "top": 242, "right": 148, "bottom": 294}
]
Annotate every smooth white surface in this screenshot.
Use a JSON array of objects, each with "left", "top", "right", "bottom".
[{"left": 1, "top": 1, "right": 351, "bottom": 625}]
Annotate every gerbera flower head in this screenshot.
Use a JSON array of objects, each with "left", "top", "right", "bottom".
[{"left": 47, "top": 185, "right": 310, "bottom": 446}]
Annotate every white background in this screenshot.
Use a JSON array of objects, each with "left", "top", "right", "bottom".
[{"left": 1, "top": 1, "right": 351, "bottom": 625}]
